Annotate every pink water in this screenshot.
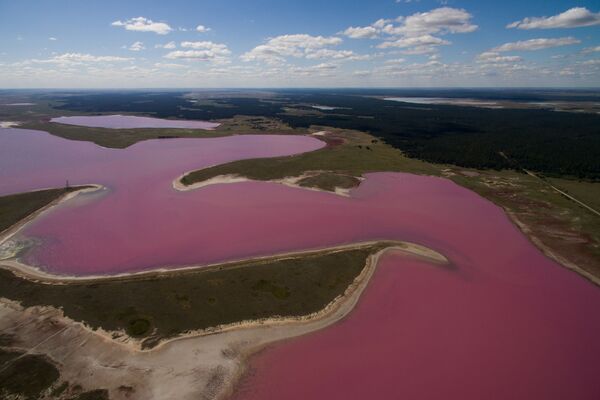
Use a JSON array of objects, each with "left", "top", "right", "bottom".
[
  {"left": 51, "top": 115, "right": 220, "bottom": 130},
  {"left": 234, "top": 251, "right": 600, "bottom": 400},
  {"left": 1, "top": 127, "right": 600, "bottom": 398}
]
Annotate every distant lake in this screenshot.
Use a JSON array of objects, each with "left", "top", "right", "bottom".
[{"left": 51, "top": 114, "right": 220, "bottom": 130}]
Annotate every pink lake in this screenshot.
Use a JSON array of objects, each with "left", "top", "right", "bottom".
[
  {"left": 1, "top": 126, "right": 599, "bottom": 398},
  {"left": 234, "top": 251, "right": 600, "bottom": 400},
  {"left": 50, "top": 114, "right": 220, "bottom": 130}
]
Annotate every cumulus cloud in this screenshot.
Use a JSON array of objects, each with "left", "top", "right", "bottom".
[
  {"left": 289, "top": 62, "right": 339, "bottom": 77},
  {"left": 155, "top": 41, "right": 176, "bottom": 49},
  {"left": 48, "top": 37, "right": 57, "bottom": 41},
  {"left": 353, "top": 70, "right": 372, "bottom": 77},
  {"left": 342, "top": 26, "right": 378, "bottom": 39},
  {"left": 507, "top": 7, "right": 600, "bottom": 30},
  {"left": 18, "top": 53, "right": 133, "bottom": 68},
  {"left": 196, "top": 25, "right": 211, "bottom": 33},
  {"left": 345, "top": 7, "right": 476, "bottom": 39},
  {"left": 49, "top": 53, "right": 132, "bottom": 63},
  {"left": 111, "top": 17, "right": 172, "bottom": 35},
  {"left": 393, "top": 7, "right": 477, "bottom": 36},
  {"left": 492, "top": 37, "right": 580, "bottom": 52},
  {"left": 305, "top": 49, "right": 370, "bottom": 61},
  {"left": 128, "top": 41, "right": 145, "bottom": 51},
  {"left": 476, "top": 52, "right": 522, "bottom": 64},
  {"left": 164, "top": 41, "right": 231, "bottom": 63},
  {"left": 378, "top": 34, "right": 449, "bottom": 49},
  {"left": 384, "top": 58, "right": 406, "bottom": 64},
  {"left": 241, "top": 34, "right": 344, "bottom": 63},
  {"left": 343, "top": 7, "right": 476, "bottom": 55},
  {"left": 582, "top": 46, "right": 600, "bottom": 54}
]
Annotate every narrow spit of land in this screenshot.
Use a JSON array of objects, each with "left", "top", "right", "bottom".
[
  {"left": 179, "top": 128, "right": 600, "bottom": 282},
  {"left": 0, "top": 245, "right": 380, "bottom": 346},
  {"left": 0, "top": 187, "right": 86, "bottom": 233}
]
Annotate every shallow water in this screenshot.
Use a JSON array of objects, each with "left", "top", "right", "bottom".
[{"left": 51, "top": 114, "right": 220, "bottom": 130}]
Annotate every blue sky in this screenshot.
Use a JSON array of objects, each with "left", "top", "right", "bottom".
[{"left": 0, "top": 0, "right": 599, "bottom": 87}]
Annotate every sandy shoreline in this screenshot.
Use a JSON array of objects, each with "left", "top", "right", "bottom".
[
  {"left": 0, "top": 243, "right": 448, "bottom": 400},
  {"left": 506, "top": 210, "right": 600, "bottom": 287},
  {"left": 0, "top": 238, "right": 444, "bottom": 284}
]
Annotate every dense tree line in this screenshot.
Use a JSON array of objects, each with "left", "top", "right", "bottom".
[{"left": 51, "top": 90, "right": 600, "bottom": 180}]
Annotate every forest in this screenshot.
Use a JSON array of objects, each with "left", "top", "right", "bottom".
[{"left": 50, "top": 90, "right": 600, "bottom": 180}]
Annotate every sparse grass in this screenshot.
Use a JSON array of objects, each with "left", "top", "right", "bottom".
[
  {"left": 547, "top": 178, "right": 600, "bottom": 212},
  {"left": 0, "top": 246, "right": 381, "bottom": 347},
  {"left": 0, "top": 187, "right": 83, "bottom": 233},
  {"left": 448, "top": 168, "right": 600, "bottom": 279}
]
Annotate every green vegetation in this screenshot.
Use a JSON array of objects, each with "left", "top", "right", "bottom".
[
  {"left": 0, "top": 349, "right": 60, "bottom": 400},
  {"left": 297, "top": 172, "right": 361, "bottom": 192},
  {"left": 0, "top": 351, "right": 110, "bottom": 400},
  {"left": 182, "top": 129, "right": 439, "bottom": 188},
  {"left": 0, "top": 246, "right": 379, "bottom": 347},
  {"left": 179, "top": 127, "right": 600, "bottom": 281},
  {"left": 48, "top": 90, "right": 600, "bottom": 179},
  {"left": 448, "top": 168, "right": 600, "bottom": 279},
  {"left": 20, "top": 115, "right": 297, "bottom": 149},
  {"left": 0, "top": 187, "right": 83, "bottom": 233}
]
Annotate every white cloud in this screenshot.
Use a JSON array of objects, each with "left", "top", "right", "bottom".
[
  {"left": 384, "top": 58, "right": 406, "bottom": 64},
  {"left": 378, "top": 34, "right": 450, "bottom": 48},
  {"left": 493, "top": 37, "right": 580, "bottom": 52},
  {"left": 154, "top": 62, "right": 188, "bottom": 69},
  {"left": 390, "top": 7, "right": 477, "bottom": 36},
  {"left": 48, "top": 37, "right": 57, "bottom": 41},
  {"left": 344, "top": 8, "right": 476, "bottom": 39},
  {"left": 180, "top": 41, "right": 227, "bottom": 50},
  {"left": 241, "top": 34, "right": 343, "bottom": 63},
  {"left": 196, "top": 25, "right": 211, "bottom": 33},
  {"left": 164, "top": 41, "right": 231, "bottom": 63},
  {"left": 111, "top": 17, "right": 172, "bottom": 35},
  {"left": 305, "top": 49, "right": 370, "bottom": 61},
  {"left": 342, "top": 7, "right": 475, "bottom": 56},
  {"left": 289, "top": 62, "right": 339, "bottom": 77},
  {"left": 582, "top": 46, "right": 600, "bottom": 54},
  {"left": 155, "top": 41, "right": 176, "bottom": 49},
  {"left": 476, "top": 52, "right": 522, "bottom": 63},
  {"left": 128, "top": 41, "right": 145, "bottom": 51},
  {"left": 507, "top": 7, "right": 600, "bottom": 30},
  {"left": 582, "top": 59, "right": 600, "bottom": 66},
  {"left": 49, "top": 53, "right": 132, "bottom": 63},
  {"left": 342, "top": 26, "right": 378, "bottom": 39},
  {"left": 353, "top": 70, "right": 372, "bottom": 77},
  {"left": 397, "top": 46, "right": 438, "bottom": 55},
  {"left": 18, "top": 53, "right": 133, "bottom": 67}
]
